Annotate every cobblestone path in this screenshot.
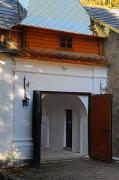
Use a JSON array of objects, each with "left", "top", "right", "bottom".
[{"left": 2, "top": 158, "right": 119, "bottom": 180}]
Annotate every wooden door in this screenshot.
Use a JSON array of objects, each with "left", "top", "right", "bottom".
[
  {"left": 66, "top": 109, "right": 72, "bottom": 149},
  {"left": 90, "top": 95, "right": 112, "bottom": 162},
  {"left": 32, "top": 91, "right": 42, "bottom": 164}
]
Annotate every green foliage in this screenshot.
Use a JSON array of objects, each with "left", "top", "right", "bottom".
[{"left": 80, "top": 0, "right": 119, "bottom": 8}]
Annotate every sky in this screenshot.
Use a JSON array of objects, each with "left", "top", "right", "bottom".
[{"left": 19, "top": 0, "right": 29, "bottom": 9}]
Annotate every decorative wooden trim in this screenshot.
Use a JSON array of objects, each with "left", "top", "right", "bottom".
[{"left": 16, "top": 54, "right": 110, "bottom": 67}]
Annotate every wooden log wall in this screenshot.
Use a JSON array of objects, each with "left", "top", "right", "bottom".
[{"left": 25, "top": 27, "right": 104, "bottom": 55}]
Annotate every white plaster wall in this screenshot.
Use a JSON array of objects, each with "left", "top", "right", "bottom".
[
  {"left": 0, "top": 57, "right": 108, "bottom": 161},
  {"left": 0, "top": 54, "right": 14, "bottom": 161},
  {"left": 72, "top": 109, "right": 80, "bottom": 153},
  {"left": 41, "top": 102, "right": 49, "bottom": 147},
  {"left": 42, "top": 95, "right": 66, "bottom": 149},
  {"left": 79, "top": 96, "right": 88, "bottom": 155},
  {"left": 14, "top": 59, "right": 107, "bottom": 95},
  {"left": 49, "top": 108, "right": 64, "bottom": 148}
]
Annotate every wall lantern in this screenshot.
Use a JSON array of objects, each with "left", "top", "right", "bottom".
[
  {"left": 24, "top": 76, "right": 30, "bottom": 90},
  {"left": 100, "top": 80, "right": 107, "bottom": 94},
  {"left": 22, "top": 76, "right": 30, "bottom": 107},
  {"left": 22, "top": 93, "right": 30, "bottom": 107}
]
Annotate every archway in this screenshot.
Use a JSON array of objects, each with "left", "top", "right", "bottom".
[{"left": 41, "top": 93, "right": 88, "bottom": 161}]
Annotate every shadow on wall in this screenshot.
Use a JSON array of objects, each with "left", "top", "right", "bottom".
[
  {"left": 0, "top": 56, "right": 24, "bottom": 162},
  {"left": 0, "top": 58, "right": 14, "bottom": 161}
]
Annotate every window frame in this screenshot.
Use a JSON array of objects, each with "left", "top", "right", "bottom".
[{"left": 58, "top": 35, "right": 73, "bottom": 50}]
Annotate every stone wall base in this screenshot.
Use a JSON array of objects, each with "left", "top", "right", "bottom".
[{"left": 0, "top": 159, "right": 32, "bottom": 168}]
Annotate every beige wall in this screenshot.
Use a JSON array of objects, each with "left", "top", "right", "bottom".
[{"left": 105, "top": 30, "right": 119, "bottom": 159}]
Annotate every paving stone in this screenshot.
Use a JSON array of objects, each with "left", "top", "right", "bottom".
[{"left": 1, "top": 158, "right": 119, "bottom": 180}]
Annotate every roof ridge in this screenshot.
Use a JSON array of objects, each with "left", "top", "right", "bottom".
[
  {"left": 85, "top": 6, "right": 119, "bottom": 31},
  {"left": 85, "top": 6, "right": 119, "bottom": 11}
]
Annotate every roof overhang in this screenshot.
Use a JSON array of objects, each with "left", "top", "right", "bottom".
[
  {"left": 16, "top": 48, "right": 111, "bottom": 67},
  {"left": 95, "top": 17, "right": 119, "bottom": 34},
  {"left": 13, "top": 24, "right": 105, "bottom": 39}
]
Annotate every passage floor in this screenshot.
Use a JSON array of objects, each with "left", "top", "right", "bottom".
[
  {"left": 2, "top": 158, "right": 119, "bottom": 180},
  {"left": 41, "top": 147, "right": 83, "bottom": 162}
]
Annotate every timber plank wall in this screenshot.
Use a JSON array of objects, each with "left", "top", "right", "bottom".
[{"left": 25, "top": 27, "right": 104, "bottom": 55}]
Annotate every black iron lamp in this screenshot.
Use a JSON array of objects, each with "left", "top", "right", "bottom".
[
  {"left": 22, "top": 93, "right": 30, "bottom": 107},
  {"left": 22, "top": 76, "right": 30, "bottom": 107},
  {"left": 100, "top": 80, "right": 107, "bottom": 94}
]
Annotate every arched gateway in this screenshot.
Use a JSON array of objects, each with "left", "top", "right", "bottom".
[
  {"left": 41, "top": 94, "right": 88, "bottom": 161},
  {"left": 32, "top": 91, "right": 112, "bottom": 164}
]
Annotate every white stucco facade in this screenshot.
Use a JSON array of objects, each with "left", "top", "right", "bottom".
[{"left": 0, "top": 54, "right": 108, "bottom": 165}]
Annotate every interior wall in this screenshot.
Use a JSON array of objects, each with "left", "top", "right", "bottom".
[
  {"left": 72, "top": 109, "right": 80, "bottom": 153},
  {"left": 78, "top": 96, "right": 88, "bottom": 155},
  {"left": 41, "top": 102, "right": 49, "bottom": 147}
]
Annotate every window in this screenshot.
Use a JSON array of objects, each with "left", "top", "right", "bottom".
[
  {"left": 0, "top": 32, "right": 7, "bottom": 48},
  {"left": 0, "top": 30, "right": 22, "bottom": 50},
  {"left": 59, "top": 36, "right": 73, "bottom": 49}
]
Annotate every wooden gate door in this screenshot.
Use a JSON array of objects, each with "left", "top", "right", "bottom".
[
  {"left": 90, "top": 94, "right": 112, "bottom": 162},
  {"left": 32, "top": 91, "right": 42, "bottom": 164}
]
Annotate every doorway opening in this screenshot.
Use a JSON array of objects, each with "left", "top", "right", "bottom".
[
  {"left": 40, "top": 93, "right": 89, "bottom": 162},
  {"left": 32, "top": 92, "right": 112, "bottom": 164},
  {"left": 66, "top": 109, "right": 72, "bottom": 149}
]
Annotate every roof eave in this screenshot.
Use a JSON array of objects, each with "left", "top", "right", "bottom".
[
  {"left": 13, "top": 23, "right": 105, "bottom": 38},
  {"left": 90, "top": 16, "right": 119, "bottom": 36}
]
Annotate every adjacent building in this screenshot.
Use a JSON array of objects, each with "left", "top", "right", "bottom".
[{"left": 86, "top": 6, "right": 119, "bottom": 159}]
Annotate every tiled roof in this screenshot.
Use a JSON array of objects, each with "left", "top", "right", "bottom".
[
  {"left": 0, "top": 0, "right": 26, "bottom": 29},
  {"left": 16, "top": 48, "right": 110, "bottom": 67},
  {"left": 19, "top": 0, "right": 92, "bottom": 35},
  {"left": 0, "top": 1, "right": 93, "bottom": 35},
  {"left": 85, "top": 7, "right": 119, "bottom": 30}
]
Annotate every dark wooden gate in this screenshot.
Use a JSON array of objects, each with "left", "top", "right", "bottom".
[
  {"left": 90, "top": 94, "right": 112, "bottom": 162},
  {"left": 32, "top": 91, "right": 42, "bottom": 164}
]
